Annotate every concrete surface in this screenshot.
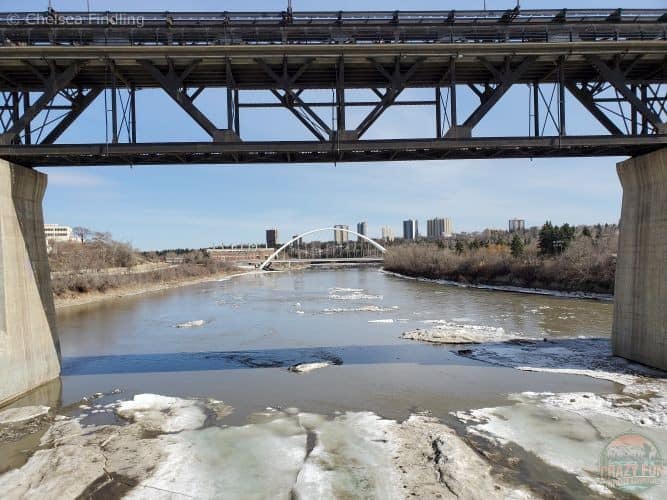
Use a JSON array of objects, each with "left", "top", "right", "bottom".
[
  {"left": 613, "top": 148, "right": 667, "bottom": 371},
  {"left": 0, "top": 160, "right": 60, "bottom": 406}
]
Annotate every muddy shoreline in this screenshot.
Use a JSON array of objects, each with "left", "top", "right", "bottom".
[{"left": 53, "top": 269, "right": 259, "bottom": 310}]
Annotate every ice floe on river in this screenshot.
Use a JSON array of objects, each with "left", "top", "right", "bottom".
[
  {"left": 173, "top": 319, "right": 206, "bottom": 329},
  {"left": 323, "top": 305, "right": 393, "bottom": 313},
  {"left": 328, "top": 287, "right": 383, "bottom": 301},
  {"left": 0, "top": 394, "right": 536, "bottom": 499},
  {"left": 288, "top": 362, "right": 332, "bottom": 373},
  {"left": 402, "top": 320, "right": 518, "bottom": 344}
]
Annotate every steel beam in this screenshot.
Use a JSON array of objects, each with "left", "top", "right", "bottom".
[
  {"left": 564, "top": 82, "right": 624, "bottom": 135},
  {"left": 41, "top": 88, "right": 103, "bottom": 145},
  {"left": 461, "top": 56, "right": 536, "bottom": 132},
  {"left": 0, "top": 62, "right": 82, "bottom": 144},
  {"left": 355, "top": 57, "right": 424, "bottom": 138},
  {"left": 1, "top": 135, "right": 666, "bottom": 167},
  {"left": 588, "top": 55, "right": 665, "bottom": 132},
  {"left": 138, "top": 59, "right": 220, "bottom": 139}
]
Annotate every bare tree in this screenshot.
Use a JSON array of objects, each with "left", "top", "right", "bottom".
[{"left": 72, "top": 226, "right": 92, "bottom": 244}]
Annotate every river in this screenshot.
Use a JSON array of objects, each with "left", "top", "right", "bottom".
[
  {"left": 3, "top": 267, "right": 666, "bottom": 499},
  {"left": 57, "top": 267, "right": 615, "bottom": 422}
]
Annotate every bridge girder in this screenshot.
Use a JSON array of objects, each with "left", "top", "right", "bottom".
[{"left": 0, "top": 10, "right": 665, "bottom": 165}]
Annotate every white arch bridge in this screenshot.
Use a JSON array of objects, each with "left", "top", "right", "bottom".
[{"left": 259, "top": 227, "right": 387, "bottom": 270}]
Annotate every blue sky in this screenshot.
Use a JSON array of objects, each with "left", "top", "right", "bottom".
[{"left": 10, "top": 0, "right": 662, "bottom": 249}]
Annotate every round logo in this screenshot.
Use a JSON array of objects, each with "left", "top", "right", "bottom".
[{"left": 599, "top": 432, "right": 663, "bottom": 493}]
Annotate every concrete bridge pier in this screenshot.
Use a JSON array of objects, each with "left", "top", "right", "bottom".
[
  {"left": 613, "top": 148, "right": 667, "bottom": 371},
  {"left": 0, "top": 159, "right": 60, "bottom": 406}
]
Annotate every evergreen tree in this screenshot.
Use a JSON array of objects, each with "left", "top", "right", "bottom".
[
  {"left": 510, "top": 234, "right": 524, "bottom": 258},
  {"left": 582, "top": 226, "right": 592, "bottom": 237},
  {"left": 538, "top": 221, "right": 555, "bottom": 255},
  {"left": 454, "top": 240, "right": 464, "bottom": 255}
]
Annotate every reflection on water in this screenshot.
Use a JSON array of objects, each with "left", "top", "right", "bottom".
[{"left": 55, "top": 268, "right": 616, "bottom": 422}]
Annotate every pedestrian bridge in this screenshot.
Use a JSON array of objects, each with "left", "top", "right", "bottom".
[{"left": 259, "top": 227, "right": 386, "bottom": 270}]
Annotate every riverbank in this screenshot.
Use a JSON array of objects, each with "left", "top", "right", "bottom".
[
  {"left": 382, "top": 269, "right": 614, "bottom": 301},
  {"left": 54, "top": 267, "right": 252, "bottom": 309},
  {"left": 383, "top": 242, "right": 616, "bottom": 296}
]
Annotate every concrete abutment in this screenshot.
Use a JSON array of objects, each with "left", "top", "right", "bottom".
[
  {"left": 613, "top": 148, "right": 667, "bottom": 371},
  {"left": 0, "top": 159, "right": 60, "bottom": 407}
]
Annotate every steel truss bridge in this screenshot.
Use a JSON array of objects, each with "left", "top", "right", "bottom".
[{"left": 0, "top": 8, "right": 666, "bottom": 166}]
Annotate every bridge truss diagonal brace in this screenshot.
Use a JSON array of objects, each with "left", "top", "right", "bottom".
[
  {"left": 41, "top": 88, "right": 103, "bottom": 145},
  {"left": 564, "top": 82, "right": 624, "bottom": 136},
  {"left": 354, "top": 57, "right": 425, "bottom": 139},
  {"left": 256, "top": 58, "right": 332, "bottom": 141},
  {"left": 0, "top": 62, "right": 82, "bottom": 145},
  {"left": 451, "top": 56, "right": 537, "bottom": 138},
  {"left": 138, "top": 60, "right": 238, "bottom": 142},
  {"left": 587, "top": 55, "right": 666, "bottom": 133}
]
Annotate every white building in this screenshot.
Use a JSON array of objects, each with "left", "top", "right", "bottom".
[
  {"left": 508, "top": 219, "right": 526, "bottom": 233},
  {"left": 44, "top": 224, "right": 73, "bottom": 242},
  {"left": 334, "top": 225, "right": 350, "bottom": 244},
  {"left": 381, "top": 226, "right": 395, "bottom": 242}
]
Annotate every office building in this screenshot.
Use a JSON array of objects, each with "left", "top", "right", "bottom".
[
  {"left": 44, "top": 224, "right": 73, "bottom": 242},
  {"left": 427, "top": 217, "right": 453, "bottom": 239},
  {"left": 508, "top": 219, "right": 526, "bottom": 233},
  {"left": 403, "top": 219, "right": 419, "bottom": 240},
  {"left": 381, "top": 226, "right": 395, "bottom": 242},
  {"left": 334, "top": 225, "right": 350, "bottom": 244},
  {"left": 356, "top": 221, "right": 368, "bottom": 239},
  {"left": 266, "top": 229, "right": 279, "bottom": 248}
]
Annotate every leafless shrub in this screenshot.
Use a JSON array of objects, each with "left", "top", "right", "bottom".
[{"left": 384, "top": 236, "right": 617, "bottom": 294}]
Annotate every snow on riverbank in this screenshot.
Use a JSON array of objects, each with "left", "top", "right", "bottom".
[
  {"left": 381, "top": 269, "right": 613, "bottom": 301},
  {"left": 452, "top": 338, "right": 667, "bottom": 498},
  {"left": 0, "top": 406, "right": 50, "bottom": 425},
  {"left": 0, "top": 395, "right": 535, "bottom": 499},
  {"left": 402, "top": 320, "right": 520, "bottom": 344},
  {"left": 456, "top": 391, "right": 667, "bottom": 498}
]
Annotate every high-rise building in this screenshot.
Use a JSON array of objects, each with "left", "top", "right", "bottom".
[
  {"left": 356, "top": 221, "right": 368, "bottom": 240},
  {"left": 266, "top": 229, "right": 279, "bottom": 248},
  {"left": 403, "top": 219, "right": 419, "bottom": 240},
  {"left": 508, "top": 219, "right": 526, "bottom": 233},
  {"left": 427, "top": 217, "right": 454, "bottom": 239},
  {"left": 381, "top": 226, "right": 395, "bottom": 242},
  {"left": 334, "top": 225, "right": 350, "bottom": 244}
]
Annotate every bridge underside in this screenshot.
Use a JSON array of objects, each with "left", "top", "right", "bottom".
[
  {"left": 1, "top": 136, "right": 666, "bottom": 166},
  {"left": 0, "top": 10, "right": 664, "bottom": 166}
]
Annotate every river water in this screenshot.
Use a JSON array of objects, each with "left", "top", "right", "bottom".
[{"left": 56, "top": 267, "right": 616, "bottom": 424}]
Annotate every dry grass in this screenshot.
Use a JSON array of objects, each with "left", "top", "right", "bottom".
[{"left": 49, "top": 238, "right": 236, "bottom": 298}]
